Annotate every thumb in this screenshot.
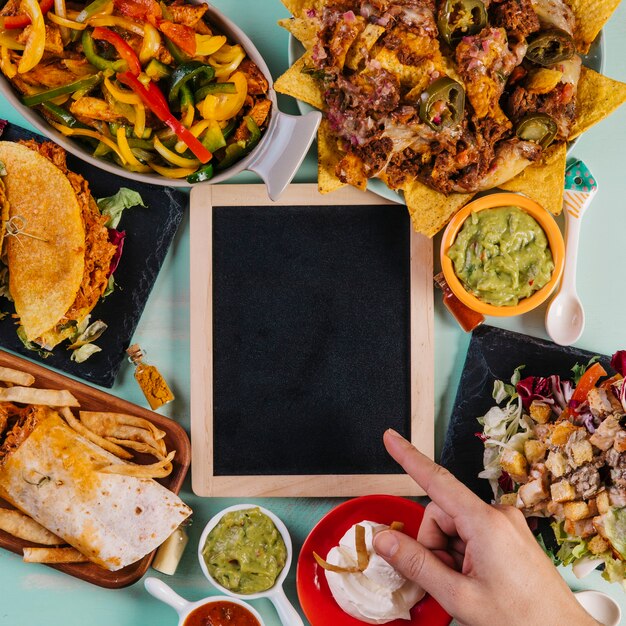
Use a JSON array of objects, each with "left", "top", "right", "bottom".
[{"left": 373, "top": 530, "right": 469, "bottom": 615}]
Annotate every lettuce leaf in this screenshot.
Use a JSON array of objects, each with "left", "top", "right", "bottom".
[{"left": 97, "top": 188, "right": 145, "bottom": 229}]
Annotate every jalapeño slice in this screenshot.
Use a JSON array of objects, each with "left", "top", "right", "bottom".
[
  {"left": 419, "top": 77, "right": 465, "bottom": 131},
  {"left": 526, "top": 28, "right": 575, "bottom": 67},
  {"left": 515, "top": 113, "right": 557, "bottom": 148},
  {"left": 438, "top": 0, "right": 488, "bottom": 47}
]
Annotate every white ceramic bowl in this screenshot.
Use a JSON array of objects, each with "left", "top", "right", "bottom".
[
  {"left": 574, "top": 590, "right": 621, "bottom": 626},
  {"left": 145, "top": 577, "right": 266, "bottom": 626},
  {"left": 0, "top": 2, "right": 321, "bottom": 199},
  {"left": 198, "top": 503, "right": 303, "bottom": 626}
]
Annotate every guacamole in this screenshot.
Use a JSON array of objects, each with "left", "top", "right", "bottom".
[
  {"left": 447, "top": 206, "right": 554, "bottom": 306},
  {"left": 202, "top": 507, "right": 287, "bottom": 594}
]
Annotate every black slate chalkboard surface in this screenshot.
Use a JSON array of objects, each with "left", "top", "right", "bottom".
[
  {"left": 441, "top": 325, "right": 611, "bottom": 503},
  {"left": 212, "top": 203, "right": 412, "bottom": 476},
  {"left": 0, "top": 124, "right": 186, "bottom": 387}
]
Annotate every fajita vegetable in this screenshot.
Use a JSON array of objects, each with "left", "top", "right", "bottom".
[
  {"left": 0, "top": 0, "right": 271, "bottom": 182},
  {"left": 0, "top": 139, "right": 142, "bottom": 360},
  {"left": 276, "top": 0, "right": 626, "bottom": 236},
  {"left": 477, "top": 351, "right": 626, "bottom": 589}
]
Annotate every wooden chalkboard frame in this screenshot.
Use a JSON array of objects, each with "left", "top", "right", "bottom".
[{"left": 189, "top": 184, "right": 433, "bottom": 497}]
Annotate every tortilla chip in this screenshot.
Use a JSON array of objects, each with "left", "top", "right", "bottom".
[
  {"left": 275, "top": 52, "right": 326, "bottom": 111},
  {"left": 0, "top": 142, "right": 84, "bottom": 341},
  {"left": 278, "top": 17, "right": 318, "bottom": 50},
  {"left": 317, "top": 119, "right": 347, "bottom": 194},
  {"left": 569, "top": 68, "right": 626, "bottom": 140},
  {"left": 0, "top": 179, "right": 8, "bottom": 255},
  {"left": 280, "top": 0, "right": 325, "bottom": 18},
  {"left": 403, "top": 181, "right": 474, "bottom": 238},
  {"left": 569, "top": 0, "right": 621, "bottom": 53},
  {"left": 374, "top": 48, "right": 437, "bottom": 88},
  {"left": 499, "top": 143, "right": 567, "bottom": 215},
  {"left": 345, "top": 23, "right": 386, "bottom": 70}
]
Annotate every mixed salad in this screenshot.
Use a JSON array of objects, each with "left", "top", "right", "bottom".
[
  {"left": 478, "top": 351, "right": 626, "bottom": 588},
  {"left": 0, "top": 0, "right": 271, "bottom": 182}
]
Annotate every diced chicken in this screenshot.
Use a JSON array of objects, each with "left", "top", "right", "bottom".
[
  {"left": 588, "top": 388, "right": 616, "bottom": 418},
  {"left": 608, "top": 486, "right": 626, "bottom": 507},
  {"left": 17, "top": 24, "right": 64, "bottom": 55},
  {"left": 614, "top": 430, "right": 626, "bottom": 453},
  {"left": 590, "top": 415, "right": 621, "bottom": 451},
  {"left": 169, "top": 2, "right": 208, "bottom": 27},
  {"left": 249, "top": 99, "right": 272, "bottom": 128},
  {"left": 19, "top": 61, "right": 79, "bottom": 88},
  {"left": 239, "top": 59, "right": 269, "bottom": 95},
  {"left": 546, "top": 500, "right": 565, "bottom": 519},
  {"left": 565, "top": 517, "right": 596, "bottom": 538},
  {"left": 545, "top": 451, "right": 567, "bottom": 478},
  {"left": 518, "top": 478, "right": 548, "bottom": 508},
  {"left": 70, "top": 98, "right": 125, "bottom": 123},
  {"left": 567, "top": 438, "right": 593, "bottom": 469}
]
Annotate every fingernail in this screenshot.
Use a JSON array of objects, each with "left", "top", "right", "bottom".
[
  {"left": 373, "top": 531, "right": 399, "bottom": 558},
  {"left": 385, "top": 428, "right": 403, "bottom": 440}
]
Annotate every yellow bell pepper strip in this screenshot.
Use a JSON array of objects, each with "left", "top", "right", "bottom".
[
  {"left": 133, "top": 102, "right": 145, "bottom": 138},
  {"left": 195, "top": 34, "right": 226, "bottom": 57},
  {"left": 149, "top": 162, "right": 197, "bottom": 178},
  {"left": 2, "top": 0, "right": 52, "bottom": 29},
  {"left": 82, "top": 30, "right": 126, "bottom": 72},
  {"left": 200, "top": 71, "right": 247, "bottom": 121},
  {"left": 49, "top": 121, "right": 127, "bottom": 163},
  {"left": 92, "top": 27, "right": 141, "bottom": 75},
  {"left": 140, "top": 22, "right": 161, "bottom": 65},
  {"left": 116, "top": 126, "right": 145, "bottom": 167},
  {"left": 208, "top": 44, "right": 245, "bottom": 78},
  {"left": 47, "top": 11, "right": 87, "bottom": 30},
  {"left": 75, "top": 0, "right": 113, "bottom": 23},
  {"left": 0, "top": 33, "right": 25, "bottom": 50},
  {"left": 117, "top": 71, "right": 212, "bottom": 163},
  {"left": 17, "top": 0, "right": 46, "bottom": 74},
  {"left": 87, "top": 15, "right": 144, "bottom": 35},
  {"left": 22, "top": 74, "right": 101, "bottom": 106},
  {"left": 153, "top": 136, "right": 199, "bottom": 168},
  {"left": 53, "top": 0, "right": 69, "bottom": 43},
  {"left": 103, "top": 75, "right": 142, "bottom": 104},
  {"left": 0, "top": 46, "right": 17, "bottom": 78},
  {"left": 174, "top": 118, "right": 213, "bottom": 153}
]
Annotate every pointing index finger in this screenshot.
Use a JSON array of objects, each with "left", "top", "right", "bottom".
[{"left": 383, "top": 429, "right": 486, "bottom": 517}]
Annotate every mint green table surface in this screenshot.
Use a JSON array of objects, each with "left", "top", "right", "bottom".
[{"left": 1, "top": 2, "right": 626, "bottom": 624}]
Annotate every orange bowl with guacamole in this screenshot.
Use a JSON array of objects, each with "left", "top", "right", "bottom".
[{"left": 440, "top": 193, "right": 564, "bottom": 317}]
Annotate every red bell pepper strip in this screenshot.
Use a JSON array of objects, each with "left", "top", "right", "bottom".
[
  {"left": 571, "top": 362, "right": 607, "bottom": 405},
  {"left": 92, "top": 26, "right": 142, "bottom": 76},
  {"left": 2, "top": 0, "right": 53, "bottom": 29},
  {"left": 117, "top": 71, "right": 212, "bottom": 164},
  {"left": 114, "top": 0, "right": 161, "bottom": 23}
]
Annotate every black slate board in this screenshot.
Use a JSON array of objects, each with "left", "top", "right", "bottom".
[
  {"left": 0, "top": 124, "right": 186, "bottom": 387},
  {"left": 441, "top": 325, "right": 612, "bottom": 503},
  {"left": 212, "top": 203, "right": 412, "bottom": 476}
]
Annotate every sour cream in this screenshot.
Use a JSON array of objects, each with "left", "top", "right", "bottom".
[{"left": 324, "top": 520, "right": 425, "bottom": 624}]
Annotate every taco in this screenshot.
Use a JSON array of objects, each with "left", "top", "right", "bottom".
[{"left": 0, "top": 141, "right": 117, "bottom": 349}]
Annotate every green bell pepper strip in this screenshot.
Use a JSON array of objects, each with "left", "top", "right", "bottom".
[
  {"left": 41, "top": 102, "right": 83, "bottom": 127},
  {"left": 22, "top": 74, "right": 102, "bottom": 106},
  {"left": 179, "top": 83, "right": 194, "bottom": 110},
  {"left": 244, "top": 116, "right": 261, "bottom": 150},
  {"left": 145, "top": 58, "right": 172, "bottom": 81},
  {"left": 169, "top": 61, "right": 215, "bottom": 105},
  {"left": 216, "top": 117, "right": 262, "bottom": 171},
  {"left": 82, "top": 30, "right": 126, "bottom": 73},
  {"left": 164, "top": 37, "right": 190, "bottom": 65},
  {"left": 186, "top": 162, "right": 214, "bottom": 183},
  {"left": 221, "top": 118, "right": 236, "bottom": 140},
  {"left": 76, "top": 0, "right": 112, "bottom": 22},
  {"left": 194, "top": 81, "right": 236, "bottom": 101},
  {"left": 200, "top": 121, "right": 226, "bottom": 153}
]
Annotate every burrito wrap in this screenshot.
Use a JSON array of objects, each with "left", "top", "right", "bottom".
[{"left": 0, "top": 406, "right": 191, "bottom": 571}]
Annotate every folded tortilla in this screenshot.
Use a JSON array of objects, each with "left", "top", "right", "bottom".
[{"left": 0, "top": 406, "right": 191, "bottom": 571}]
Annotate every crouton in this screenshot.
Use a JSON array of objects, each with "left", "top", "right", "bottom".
[
  {"left": 588, "top": 534, "right": 610, "bottom": 555},
  {"left": 524, "top": 439, "right": 547, "bottom": 464},
  {"left": 570, "top": 439, "right": 594, "bottom": 467},
  {"left": 518, "top": 478, "right": 548, "bottom": 508},
  {"left": 545, "top": 451, "right": 568, "bottom": 478},
  {"left": 586, "top": 498, "right": 599, "bottom": 517},
  {"left": 563, "top": 501, "right": 590, "bottom": 521},
  {"left": 500, "top": 448, "right": 528, "bottom": 483},
  {"left": 551, "top": 422, "right": 580, "bottom": 446},
  {"left": 551, "top": 480, "right": 576, "bottom": 503},
  {"left": 565, "top": 517, "right": 596, "bottom": 538},
  {"left": 614, "top": 430, "right": 626, "bottom": 453},
  {"left": 596, "top": 491, "right": 611, "bottom": 515},
  {"left": 499, "top": 492, "right": 518, "bottom": 507},
  {"left": 529, "top": 400, "right": 552, "bottom": 424}
]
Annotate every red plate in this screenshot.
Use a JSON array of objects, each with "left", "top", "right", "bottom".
[{"left": 296, "top": 495, "right": 451, "bottom": 626}]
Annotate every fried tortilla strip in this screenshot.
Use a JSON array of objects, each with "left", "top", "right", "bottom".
[
  {"left": 60, "top": 407, "right": 133, "bottom": 460},
  {"left": 569, "top": 0, "right": 621, "bottom": 53},
  {"left": 0, "top": 366, "right": 35, "bottom": 387},
  {"left": 569, "top": 68, "right": 626, "bottom": 140},
  {"left": 23, "top": 546, "right": 88, "bottom": 564},
  {"left": 0, "top": 508, "right": 62, "bottom": 545},
  {"left": 97, "top": 450, "right": 175, "bottom": 478},
  {"left": 313, "top": 551, "right": 360, "bottom": 573},
  {"left": 0, "top": 386, "right": 79, "bottom": 407},
  {"left": 105, "top": 437, "right": 165, "bottom": 458},
  {"left": 355, "top": 524, "right": 369, "bottom": 571},
  {"left": 278, "top": 17, "right": 318, "bottom": 50},
  {"left": 499, "top": 142, "right": 567, "bottom": 215},
  {"left": 404, "top": 181, "right": 474, "bottom": 238},
  {"left": 79, "top": 411, "right": 166, "bottom": 441},
  {"left": 317, "top": 119, "right": 347, "bottom": 194},
  {"left": 274, "top": 51, "right": 326, "bottom": 111}
]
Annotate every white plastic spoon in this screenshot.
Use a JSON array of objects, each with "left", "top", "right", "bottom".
[{"left": 545, "top": 160, "right": 598, "bottom": 346}]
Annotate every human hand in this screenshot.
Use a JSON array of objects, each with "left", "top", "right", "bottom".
[{"left": 372, "top": 429, "right": 598, "bottom": 626}]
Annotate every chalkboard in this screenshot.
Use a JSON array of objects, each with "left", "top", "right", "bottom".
[{"left": 190, "top": 185, "right": 434, "bottom": 497}]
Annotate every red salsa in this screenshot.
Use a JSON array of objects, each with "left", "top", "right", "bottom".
[{"left": 183, "top": 601, "right": 260, "bottom": 626}]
